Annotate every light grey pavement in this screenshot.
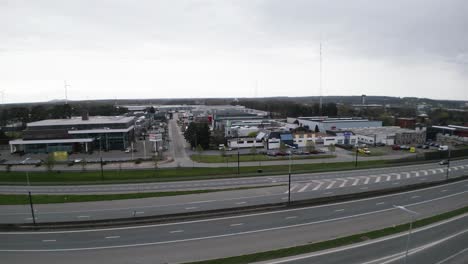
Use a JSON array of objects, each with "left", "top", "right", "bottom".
[
  {"left": 254, "top": 212, "right": 468, "bottom": 264},
  {"left": 0, "top": 180, "right": 467, "bottom": 264}
]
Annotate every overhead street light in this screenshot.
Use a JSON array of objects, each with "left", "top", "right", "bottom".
[{"left": 393, "top": 205, "right": 420, "bottom": 264}]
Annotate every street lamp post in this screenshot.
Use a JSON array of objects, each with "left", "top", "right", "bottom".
[
  {"left": 97, "top": 137, "right": 103, "bottom": 181},
  {"left": 355, "top": 148, "right": 359, "bottom": 167},
  {"left": 393, "top": 205, "right": 420, "bottom": 264},
  {"left": 446, "top": 147, "right": 451, "bottom": 181},
  {"left": 288, "top": 150, "right": 292, "bottom": 205},
  {"left": 28, "top": 191, "right": 36, "bottom": 225}
]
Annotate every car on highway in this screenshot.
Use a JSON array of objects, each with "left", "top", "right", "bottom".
[{"left": 439, "top": 160, "right": 449, "bottom": 165}]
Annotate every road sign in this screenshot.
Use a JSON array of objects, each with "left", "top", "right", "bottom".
[{"left": 149, "top": 133, "right": 162, "bottom": 142}]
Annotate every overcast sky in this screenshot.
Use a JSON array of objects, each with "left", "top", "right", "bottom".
[{"left": 1, "top": 0, "right": 467, "bottom": 103}]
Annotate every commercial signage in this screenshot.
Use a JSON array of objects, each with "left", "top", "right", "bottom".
[{"left": 149, "top": 133, "right": 162, "bottom": 142}]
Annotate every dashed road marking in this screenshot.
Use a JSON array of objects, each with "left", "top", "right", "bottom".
[
  {"left": 105, "top": 236, "right": 120, "bottom": 239},
  {"left": 230, "top": 223, "right": 244, "bottom": 227},
  {"left": 42, "top": 240, "right": 56, "bottom": 242},
  {"left": 185, "top": 207, "right": 198, "bottom": 210},
  {"left": 376, "top": 202, "right": 385, "bottom": 205},
  {"left": 285, "top": 216, "right": 297, "bottom": 220},
  {"left": 170, "top": 230, "right": 184, "bottom": 233},
  {"left": 335, "top": 209, "right": 344, "bottom": 212}
]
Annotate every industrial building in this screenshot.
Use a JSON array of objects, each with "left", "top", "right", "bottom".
[
  {"left": 9, "top": 115, "right": 135, "bottom": 154},
  {"left": 349, "top": 126, "right": 426, "bottom": 146},
  {"left": 287, "top": 117, "right": 382, "bottom": 133}
]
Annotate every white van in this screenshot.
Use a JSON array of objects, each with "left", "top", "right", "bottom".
[{"left": 438, "top": 145, "right": 449, "bottom": 151}]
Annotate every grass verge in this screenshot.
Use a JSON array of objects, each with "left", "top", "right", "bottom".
[
  {"left": 185, "top": 205, "right": 468, "bottom": 264},
  {"left": 0, "top": 185, "right": 280, "bottom": 205},
  {"left": 190, "top": 154, "right": 336, "bottom": 163},
  {"left": 0, "top": 159, "right": 395, "bottom": 185}
]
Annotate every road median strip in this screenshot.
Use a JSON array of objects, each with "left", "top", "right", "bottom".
[{"left": 0, "top": 185, "right": 281, "bottom": 205}]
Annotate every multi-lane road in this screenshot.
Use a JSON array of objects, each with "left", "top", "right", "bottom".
[
  {"left": 256, "top": 212, "right": 468, "bottom": 264},
  {"left": 1, "top": 179, "right": 467, "bottom": 263},
  {"left": 1, "top": 159, "right": 467, "bottom": 224},
  {"left": 2, "top": 159, "right": 467, "bottom": 195}
]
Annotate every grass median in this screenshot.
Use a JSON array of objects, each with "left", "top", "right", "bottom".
[
  {"left": 185, "top": 205, "right": 468, "bottom": 264},
  {"left": 0, "top": 185, "right": 280, "bottom": 205},
  {"left": 0, "top": 159, "right": 394, "bottom": 185},
  {"left": 190, "top": 154, "right": 336, "bottom": 163}
]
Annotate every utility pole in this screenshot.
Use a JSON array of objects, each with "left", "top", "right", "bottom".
[
  {"left": 446, "top": 147, "right": 451, "bottom": 180},
  {"left": 28, "top": 191, "right": 36, "bottom": 225},
  {"left": 355, "top": 148, "right": 359, "bottom": 167},
  {"left": 319, "top": 41, "right": 323, "bottom": 116},
  {"left": 288, "top": 151, "right": 292, "bottom": 205}
]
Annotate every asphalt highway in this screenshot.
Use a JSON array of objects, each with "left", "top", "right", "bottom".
[
  {"left": 1, "top": 162, "right": 467, "bottom": 224},
  {"left": 255, "top": 212, "right": 468, "bottom": 264},
  {"left": 2, "top": 159, "right": 467, "bottom": 195},
  {"left": 1, "top": 180, "right": 467, "bottom": 264}
]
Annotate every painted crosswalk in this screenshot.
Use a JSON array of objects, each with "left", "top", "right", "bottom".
[{"left": 285, "top": 164, "right": 468, "bottom": 194}]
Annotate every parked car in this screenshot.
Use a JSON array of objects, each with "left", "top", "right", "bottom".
[
  {"left": 400, "top": 145, "right": 410, "bottom": 150},
  {"left": 376, "top": 143, "right": 386, "bottom": 147},
  {"left": 438, "top": 145, "right": 449, "bottom": 151},
  {"left": 422, "top": 145, "right": 430, "bottom": 149},
  {"left": 392, "top": 145, "right": 401, "bottom": 150},
  {"left": 416, "top": 144, "right": 423, "bottom": 148}
]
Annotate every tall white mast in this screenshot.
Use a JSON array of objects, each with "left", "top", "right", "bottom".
[
  {"left": 319, "top": 41, "right": 323, "bottom": 115},
  {"left": 64, "top": 80, "right": 70, "bottom": 104}
]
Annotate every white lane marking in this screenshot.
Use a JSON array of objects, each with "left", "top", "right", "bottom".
[
  {"left": 285, "top": 216, "right": 297, "bottom": 220},
  {"left": 324, "top": 192, "right": 333, "bottom": 195},
  {"left": 77, "top": 216, "right": 90, "bottom": 218},
  {"left": 189, "top": 200, "right": 216, "bottom": 204},
  {"left": 105, "top": 236, "right": 120, "bottom": 239},
  {"left": 169, "top": 230, "right": 184, "bottom": 233},
  {"left": 42, "top": 240, "right": 56, "bottom": 242},
  {"left": 376, "top": 202, "right": 385, "bottom": 205},
  {"left": 236, "top": 202, "right": 247, "bottom": 205},
  {"left": 434, "top": 247, "right": 468, "bottom": 264},
  {"left": 312, "top": 181, "right": 324, "bottom": 191},
  {"left": 325, "top": 181, "right": 336, "bottom": 189},
  {"left": 298, "top": 183, "right": 312, "bottom": 193},
  {"left": 402, "top": 172, "right": 410, "bottom": 179},
  {"left": 441, "top": 190, "right": 448, "bottom": 193},
  {"left": 411, "top": 196, "right": 420, "bottom": 199},
  {"left": 335, "top": 209, "right": 344, "bottom": 212},
  {"left": 437, "top": 168, "right": 444, "bottom": 173},
  {"left": 338, "top": 179, "right": 348, "bottom": 188},
  {"left": 285, "top": 184, "right": 299, "bottom": 194},
  {"left": 348, "top": 177, "right": 360, "bottom": 186},
  {"left": 412, "top": 171, "right": 420, "bottom": 177},
  {"left": 363, "top": 176, "right": 371, "bottom": 185},
  {"left": 393, "top": 182, "right": 400, "bottom": 185},
  {"left": 230, "top": 223, "right": 244, "bottom": 227},
  {"left": 185, "top": 207, "right": 198, "bottom": 210},
  {"left": 429, "top": 169, "right": 437, "bottom": 174},
  {"left": 5, "top": 183, "right": 467, "bottom": 236},
  {"left": 421, "top": 170, "right": 428, "bottom": 176},
  {"left": 375, "top": 176, "right": 381, "bottom": 183}
]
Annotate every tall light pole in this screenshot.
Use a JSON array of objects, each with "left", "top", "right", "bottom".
[
  {"left": 446, "top": 147, "right": 451, "bottom": 181},
  {"left": 288, "top": 150, "right": 292, "bottom": 205},
  {"left": 355, "top": 148, "right": 359, "bottom": 167},
  {"left": 22, "top": 157, "right": 31, "bottom": 187},
  {"left": 97, "top": 137, "right": 103, "bottom": 181},
  {"left": 393, "top": 205, "right": 420, "bottom": 264}
]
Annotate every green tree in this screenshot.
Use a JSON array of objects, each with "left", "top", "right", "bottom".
[
  {"left": 250, "top": 145, "right": 257, "bottom": 156},
  {"left": 306, "top": 140, "right": 315, "bottom": 152},
  {"left": 328, "top": 144, "right": 336, "bottom": 153},
  {"left": 44, "top": 154, "right": 56, "bottom": 172},
  {"left": 279, "top": 142, "right": 287, "bottom": 153},
  {"left": 196, "top": 144, "right": 204, "bottom": 154}
]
